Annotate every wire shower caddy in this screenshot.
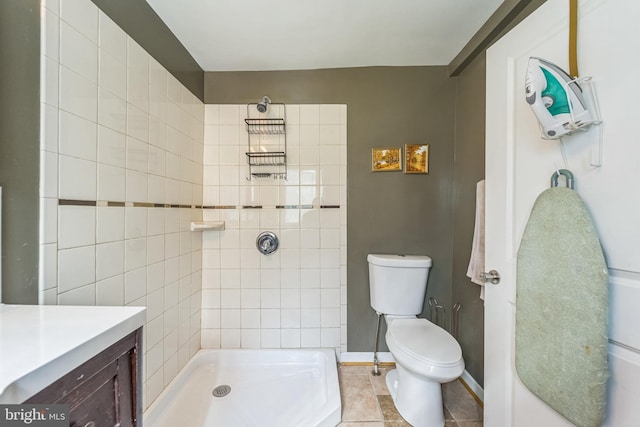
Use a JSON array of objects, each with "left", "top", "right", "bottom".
[{"left": 244, "top": 103, "right": 287, "bottom": 180}]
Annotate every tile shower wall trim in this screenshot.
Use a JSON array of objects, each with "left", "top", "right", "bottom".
[
  {"left": 39, "top": 0, "right": 204, "bottom": 410},
  {"left": 201, "top": 104, "right": 348, "bottom": 356},
  {"left": 57, "top": 200, "right": 341, "bottom": 210}
]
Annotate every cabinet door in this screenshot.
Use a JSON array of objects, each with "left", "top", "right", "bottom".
[{"left": 26, "top": 330, "right": 140, "bottom": 427}]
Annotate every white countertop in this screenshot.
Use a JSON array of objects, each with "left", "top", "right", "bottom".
[{"left": 0, "top": 304, "right": 145, "bottom": 403}]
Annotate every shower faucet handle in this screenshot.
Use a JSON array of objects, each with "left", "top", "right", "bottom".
[{"left": 256, "top": 231, "right": 279, "bottom": 255}]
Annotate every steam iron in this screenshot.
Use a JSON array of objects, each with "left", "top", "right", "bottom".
[{"left": 525, "top": 57, "right": 595, "bottom": 139}]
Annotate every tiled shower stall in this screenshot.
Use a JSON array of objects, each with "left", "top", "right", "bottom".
[
  {"left": 38, "top": 0, "right": 347, "bottom": 410},
  {"left": 200, "top": 104, "right": 347, "bottom": 355}
]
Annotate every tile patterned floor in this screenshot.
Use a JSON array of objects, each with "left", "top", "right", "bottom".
[{"left": 338, "top": 364, "right": 483, "bottom": 427}]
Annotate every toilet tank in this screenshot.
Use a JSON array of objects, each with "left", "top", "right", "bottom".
[{"left": 368, "top": 254, "right": 432, "bottom": 315}]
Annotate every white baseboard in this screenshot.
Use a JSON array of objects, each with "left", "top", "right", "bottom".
[
  {"left": 460, "top": 370, "right": 484, "bottom": 402},
  {"left": 339, "top": 352, "right": 395, "bottom": 364}
]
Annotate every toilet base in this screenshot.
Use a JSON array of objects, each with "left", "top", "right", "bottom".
[{"left": 385, "top": 366, "right": 445, "bottom": 427}]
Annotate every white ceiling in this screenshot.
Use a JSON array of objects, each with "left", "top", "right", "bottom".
[{"left": 146, "top": 0, "right": 503, "bottom": 72}]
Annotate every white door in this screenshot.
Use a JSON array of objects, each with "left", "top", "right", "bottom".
[{"left": 484, "top": 0, "right": 640, "bottom": 426}]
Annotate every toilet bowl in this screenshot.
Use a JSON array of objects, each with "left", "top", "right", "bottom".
[
  {"left": 384, "top": 316, "right": 464, "bottom": 427},
  {"left": 367, "top": 254, "right": 465, "bottom": 427}
]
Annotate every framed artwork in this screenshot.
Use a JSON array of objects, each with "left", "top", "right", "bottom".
[
  {"left": 404, "top": 144, "right": 429, "bottom": 174},
  {"left": 371, "top": 147, "right": 402, "bottom": 172}
]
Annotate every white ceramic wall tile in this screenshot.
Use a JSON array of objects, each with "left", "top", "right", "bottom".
[
  {"left": 125, "top": 237, "right": 147, "bottom": 272},
  {"left": 147, "top": 288, "right": 164, "bottom": 320},
  {"left": 241, "top": 329, "right": 261, "bottom": 348},
  {"left": 41, "top": 151, "right": 59, "bottom": 199},
  {"left": 42, "top": 7, "right": 59, "bottom": 62},
  {"left": 147, "top": 261, "right": 165, "bottom": 294},
  {"left": 58, "top": 155, "right": 96, "bottom": 200},
  {"left": 99, "top": 50, "right": 126, "bottom": 99},
  {"left": 59, "top": 21, "right": 97, "bottom": 83},
  {"left": 218, "top": 105, "right": 240, "bottom": 125},
  {"left": 281, "top": 329, "right": 300, "bottom": 348},
  {"left": 149, "top": 59, "right": 167, "bottom": 122},
  {"left": 125, "top": 170, "right": 148, "bottom": 202},
  {"left": 58, "top": 245, "right": 95, "bottom": 292},
  {"left": 299, "top": 105, "right": 320, "bottom": 125},
  {"left": 221, "top": 309, "right": 240, "bottom": 328},
  {"left": 220, "top": 329, "right": 240, "bottom": 348},
  {"left": 149, "top": 118, "right": 167, "bottom": 152},
  {"left": 127, "top": 39, "right": 149, "bottom": 111},
  {"left": 321, "top": 268, "right": 340, "bottom": 288},
  {"left": 319, "top": 105, "right": 341, "bottom": 125},
  {"left": 165, "top": 102, "right": 180, "bottom": 133},
  {"left": 43, "top": 0, "right": 60, "bottom": 14},
  {"left": 58, "top": 284, "right": 96, "bottom": 306},
  {"left": 147, "top": 175, "right": 165, "bottom": 204},
  {"left": 163, "top": 354, "right": 178, "bottom": 387},
  {"left": 59, "top": 67, "right": 97, "bottom": 122},
  {"left": 261, "top": 309, "right": 280, "bottom": 329},
  {"left": 42, "top": 56, "right": 59, "bottom": 107},
  {"left": 97, "top": 125, "right": 126, "bottom": 167},
  {"left": 281, "top": 309, "right": 300, "bottom": 328},
  {"left": 98, "top": 88, "right": 127, "bottom": 133},
  {"left": 320, "top": 145, "right": 340, "bottom": 165},
  {"left": 125, "top": 207, "right": 147, "bottom": 239},
  {"left": 96, "top": 275, "right": 124, "bottom": 306},
  {"left": 60, "top": 0, "right": 98, "bottom": 44},
  {"left": 126, "top": 136, "right": 149, "bottom": 172},
  {"left": 96, "top": 207, "right": 124, "bottom": 243},
  {"left": 299, "top": 126, "right": 320, "bottom": 147},
  {"left": 59, "top": 111, "right": 97, "bottom": 161},
  {"left": 218, "top": 125, "right": 240, "bottom": 146},
  {"left": 301, "top": 308, "right": 320, "bottom": 328},
  {"left": 97, "top": 163, "right": 125, "bottom": 201},
  {"left": 41, "top": 103, "right": 59, "bottom": 153},
  {"left": 58, "top": 205, "right": 95, "bottom": 249},
  {"left": 39, "top": 243, "right": 58, "bottom": 291},
  {"left": 301, "top": 328, "right": 320, "bottom": 348},
  {"left": 124, "top": 267, "right": 147, "bottom": 304},
  {"left": 127, "top": 104, "right": 149, "bottom": 143},
  {"left": 98, "top": 12, "right": 126, "bottom": 63},
  {"left": 166, "top": 75, "right": 182, "bottom": 104},
  {"left": 96, "top": 241, "right": 124, "bottom": 281}
]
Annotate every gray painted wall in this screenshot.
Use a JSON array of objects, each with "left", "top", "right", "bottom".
[
  {"left": 204, "top": 68, "right": 457, "bottom": 352},
  {"left": 0, "top": 0, "right": 41, "bottom": 303},
  {"left": 452, "top": 53, "right": 486, "bottom": 386}
]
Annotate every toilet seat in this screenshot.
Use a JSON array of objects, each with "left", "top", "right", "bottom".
[{"left": 386, "top": 318, "right": 462, "bottom": 368}]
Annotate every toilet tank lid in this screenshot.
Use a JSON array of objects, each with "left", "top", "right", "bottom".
[{"left": 367, "top": 254, "right": 432, "bottom": 268}]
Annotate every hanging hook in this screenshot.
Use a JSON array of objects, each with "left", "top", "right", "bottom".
[{"left": 550, "top": 169, "right": 575, "bottom": 189}]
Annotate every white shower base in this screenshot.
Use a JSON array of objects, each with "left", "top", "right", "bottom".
[{"left": 144, "top": 349, "right": 341, "bottom": 427}]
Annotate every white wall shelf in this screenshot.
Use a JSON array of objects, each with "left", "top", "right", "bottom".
[{"left": 190, "top": 221, "right": 225, "bottom": 232}]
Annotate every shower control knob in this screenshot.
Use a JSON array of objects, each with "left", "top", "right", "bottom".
[
  {"left": 480, "top": 270, "right": 501, "bottom": 285},
  {"left": 256, "top": 231, "right": 279, "bottom": 255}
]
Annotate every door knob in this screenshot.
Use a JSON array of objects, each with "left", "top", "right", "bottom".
[{"left": 480, "top": 270, "right": 501, "bottom": 285}]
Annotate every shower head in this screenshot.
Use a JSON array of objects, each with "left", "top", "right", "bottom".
[{"left": 256, "top": 96, "right": 272, "bottom": 113}]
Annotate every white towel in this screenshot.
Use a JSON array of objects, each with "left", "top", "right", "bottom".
[{"left": 467, "top": 180, "right": 486, "bottom": 300}]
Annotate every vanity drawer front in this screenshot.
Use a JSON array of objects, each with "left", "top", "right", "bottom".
[{"left": 25, "top": 329, "right": 140, "bottom": 427}]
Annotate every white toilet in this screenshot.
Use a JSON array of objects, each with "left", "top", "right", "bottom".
[{"left": 368, "top": 254, "right": 464, "bottom": 427}]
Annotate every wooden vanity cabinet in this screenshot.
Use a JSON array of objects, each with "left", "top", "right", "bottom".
[{"left": 25, "top": 329, "right": 142, "bottom": 427}]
